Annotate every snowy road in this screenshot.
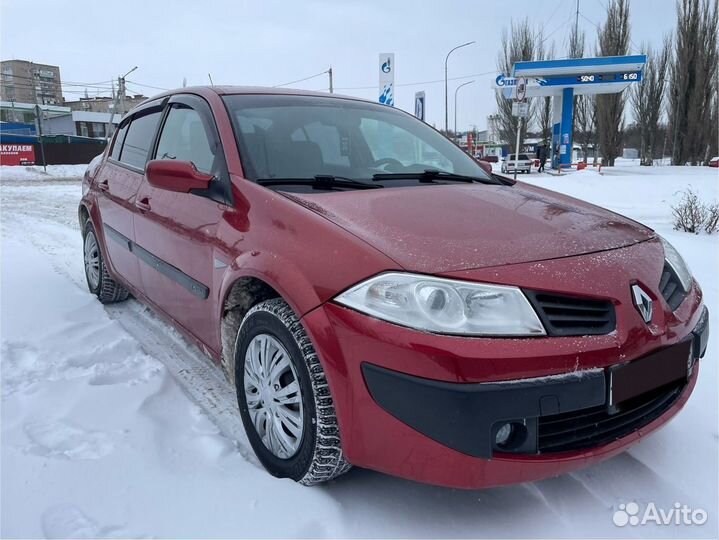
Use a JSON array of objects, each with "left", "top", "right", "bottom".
[{"left": 1, "top": 164, "right": 717, "bottom": 538}]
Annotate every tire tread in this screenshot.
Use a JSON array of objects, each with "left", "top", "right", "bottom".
[{"left": 243, "top": 298, "right": 352, "bottom": 485}]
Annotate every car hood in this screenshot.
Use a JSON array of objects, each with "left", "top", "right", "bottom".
[{"left": 283, "top": 182, "right": 654, "bottom": 273}]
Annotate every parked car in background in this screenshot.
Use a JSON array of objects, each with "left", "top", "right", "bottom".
[
  {"left": 79, "top": 86, "right": 708, "bottom": 489},
  {"left": 708, "top": 156, "right": 719, "bottom": 168},
  {"left": 480, "top": 155, "right": 499, "bottom": 163},
  {"left": 501, "top": 153, "right": 533, "bottom": 174}
]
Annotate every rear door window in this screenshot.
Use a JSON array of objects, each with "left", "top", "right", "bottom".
[
  {"left": 119, "top": 109, "right": 162, "bottom": 170},
  {"left": 110, "top": 122, "right": 129, "bottom": 160}
]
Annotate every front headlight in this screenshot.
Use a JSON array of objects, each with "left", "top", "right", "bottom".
[
  {"left": 334, "top": 272, "right": 546, "bottom": 336},
  {"left": 660, "top": 237, "right": 693, "bottom": 291}
]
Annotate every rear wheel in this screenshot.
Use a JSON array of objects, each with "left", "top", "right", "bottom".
[
  {"left": 235, "top": 298, "right": 351, "bottom": 485},
  {"left": 83, "top": 220, "right": 129, "bottom": 303}
]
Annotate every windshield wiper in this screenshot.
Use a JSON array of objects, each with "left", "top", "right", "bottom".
[
  {"left": 372, "top": 169, "right": 499, "bottom": 185},
  {"left": 256, "top": 175, "right": 382, "bottom": 190}
]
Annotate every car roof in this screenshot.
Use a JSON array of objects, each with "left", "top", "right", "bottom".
[{"left": 143, "top": 85, "right": 374, "bottom": 106}]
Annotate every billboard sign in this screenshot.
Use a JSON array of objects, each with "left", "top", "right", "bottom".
[
  {"left": 0, "top": 143, "right": 36, "bottom": 166},
  {"left": 414, "top": 91, "right": 425, "bottom": 120},
  {"left": 379, "top": 53, "right": 395, "bottom": 106}
]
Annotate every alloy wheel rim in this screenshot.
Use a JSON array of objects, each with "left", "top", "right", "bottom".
[
  {"left": 244, "top": 334, "right": 304, "bottom": 459},
  {"left": 84, "top": 231, "right": 101, "bottom": 289}
]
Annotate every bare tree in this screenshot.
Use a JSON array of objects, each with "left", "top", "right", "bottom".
[
  {"left": 538, "top": 42, "right": 555, "bottom": 145},
  {"left": 566, "top": 23, "right": 595, "bottom": 162},
  {"left": 596, "top": 0, "right": 631, "bottom": 166},
  {"left": 575, "top": 96, "right": 598, "bottom": 163},
  {"left": 631, "top": 37, "right": 671, "bottom": 165},
  {"left": 495, "top": 19, "right": 543, "bottom": 147},
  {"left": 709, "top": 72, "right": 719, "bottom": 159},
  {"left": 669, "top": 0, "right": 718, "bottom": 165}
]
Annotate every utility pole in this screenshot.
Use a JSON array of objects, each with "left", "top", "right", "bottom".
[
  {"left": 328, "top": 66, "right": 333, "bottom": 94},
  {"left": 105, "top": 80, "right": 117, "bottom": 141},
  {"left": 575, "top": 0, "right": 580, "bottom": 38},
  {"left": 105, "top": 66, "right": 137, "bottom": 142},
  {"left": 444, "top": 41, "right": 475, "bottom": 135},
  {"left": 119, "top": 66, "right": 138, "bottom": 115},
  {"left": 34, "top": 104, "right": 47, "bottom": 172},
  {"left": 119, "top": 76, "right": 126, "bottom": 116}
]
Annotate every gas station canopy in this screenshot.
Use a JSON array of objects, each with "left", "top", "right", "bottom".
[
  {"left": 495, "top": 54, "right": 647, "bottom": 98},
  {"left": 493, "top": 54, "right": 646, "bottom": 169}
]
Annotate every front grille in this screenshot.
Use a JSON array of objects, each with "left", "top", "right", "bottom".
[
  {"left": 659, "top": 263, "right": 687, "bottom": 311},
  {"left": 524, "top": 291, "right": 616, "bottom": 336},
  {"left": 537, "top": 381, "right": 684, "bottom": 453}
]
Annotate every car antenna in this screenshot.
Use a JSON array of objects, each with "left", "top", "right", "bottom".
[{"left": 208, "top": 73, "right": 214, "bottom": 86}]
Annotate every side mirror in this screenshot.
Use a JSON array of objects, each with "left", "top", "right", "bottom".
[
  {"left": 146, "top": 160, "right": 213, "bottom": 193},
  {"left": 477, "top": 159, "right": 492, "bottom": 175}
]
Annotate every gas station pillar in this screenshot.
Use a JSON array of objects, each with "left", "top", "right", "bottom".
[{"left": 559, "top": 87, "right": 574, "bottom": 169}]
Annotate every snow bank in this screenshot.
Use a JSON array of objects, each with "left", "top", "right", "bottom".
[
  {"left": 0, "top": 164, "right": 87, "bottom": 182},
  {"left": 521, "top": 163, "right": 719, "bottom": 232}
]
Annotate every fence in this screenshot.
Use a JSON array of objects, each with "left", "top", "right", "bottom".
[
  {"left": 0, "top": 133, "right": 107, "bottom": 166},
  {"left": 37, "top": 141, "right": 107, "bottom": 165}
]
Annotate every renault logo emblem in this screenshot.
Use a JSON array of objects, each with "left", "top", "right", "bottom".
[{"left": 631, "top": 284, "right": 653, "bottom": 323}]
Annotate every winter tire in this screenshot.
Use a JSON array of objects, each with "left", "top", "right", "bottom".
[
  {"left": 83, "top": 220, "right": 130, "bottom": 303},
  {"left": 235, "top": 298, "right": 352, "bottom": 485}
]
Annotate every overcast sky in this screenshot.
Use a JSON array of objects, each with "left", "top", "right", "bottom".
[{"left": 2, "top": 0, "right": 677, "bottom": 131}]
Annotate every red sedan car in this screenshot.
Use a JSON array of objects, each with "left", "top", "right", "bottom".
[{"left": 79, "top": 87, "right": 709, "bottom": 488}]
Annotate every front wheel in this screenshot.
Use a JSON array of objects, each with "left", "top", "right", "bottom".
[{"left": 235, "top": 298, "right": 351, "bottom": 485}]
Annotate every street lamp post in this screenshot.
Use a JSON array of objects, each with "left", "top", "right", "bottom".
[
  {"left": 454, "top": 80, "right": 475, "bottom": 143},
  {"left": 444, "top": 41, "right": 475, "bottom": 135},
  {"left": 107, "top": 66, "right": 138, "bottom": 140},
  {"left": 119, "top": 66, "right": 138, "bottom": 115}
]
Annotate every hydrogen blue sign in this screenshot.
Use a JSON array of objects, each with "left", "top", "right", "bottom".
[{"left": 379, "top": 53, "right": 395, "bottom": 106}]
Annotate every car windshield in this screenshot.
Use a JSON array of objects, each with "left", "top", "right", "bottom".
[{"left": 223, "top": 94, "right": 493, "bottom": 189}]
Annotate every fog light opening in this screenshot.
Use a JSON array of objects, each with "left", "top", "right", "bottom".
[
  {"left": 495, "top": 423, "right": 513, "bottom": 446},
  {"left": 494, "top": 421, "right": 528, "bottom": 451}
]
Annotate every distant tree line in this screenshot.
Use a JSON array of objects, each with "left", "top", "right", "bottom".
[{"left": 494, "top": 0, "right": 718, "bottom": 166}]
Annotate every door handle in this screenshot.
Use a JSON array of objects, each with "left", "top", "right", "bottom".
[
  {"left": 97, "top": 179, "right": 109, "bottom": 191},
  {"left": 135, "top": 198, "right": 151, "bottom": 212}
]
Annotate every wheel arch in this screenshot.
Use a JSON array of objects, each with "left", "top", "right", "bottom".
[
  {"left": 78, "top": 203, "right": 91, "bottom": 229},
  {"left": 217, "top": 247, "right": 333, "bottom": 386}
]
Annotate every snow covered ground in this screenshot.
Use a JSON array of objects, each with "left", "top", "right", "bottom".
[
  {"left": 1, "top": 162, "right": 717, "bottom": 538},
  {"left": 0, "top": 164, "right": 89, "bottom": 183}
]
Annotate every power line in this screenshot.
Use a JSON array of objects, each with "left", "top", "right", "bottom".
[
  {"left": 1, "top": 82, "right": 111, "bottom": 96},
  {"left": 542, "top": 0, "right": 568, "bottom": 29},
  {"left": 124, "top": 83, "right": 150, "bottom": 96},
  {"left": 582, "top": 3, "right": 641, "bottom": 53},
  {"left": 1, "top": 73, "right": 115, "bottom": 89},
  {"left": 125, "top": 79, "right": 170, "bottom": 91},
  {"left": 542, "top": 13, "right": 576, "bottom": 44},
  {"left": 335, "top": 69, "right": 497, "bottom": 91},
  {"left": 272, "top": 70, "right": 329, "bottom": 88}
]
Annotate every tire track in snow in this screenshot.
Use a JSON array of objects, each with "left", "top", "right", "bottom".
[
  {"left": 105, "top": 301, "right": 257, "bottom": 465},
  {"left": 1, "top": 180, "right": 257, "bottom": 466}
]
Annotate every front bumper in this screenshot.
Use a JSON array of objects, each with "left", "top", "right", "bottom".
[
  {"left": 362, "top": 305, "right": 708, "bottom": 460},
  {"left": 303, "top": 295, "right": 708, "bottom": 489}
]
